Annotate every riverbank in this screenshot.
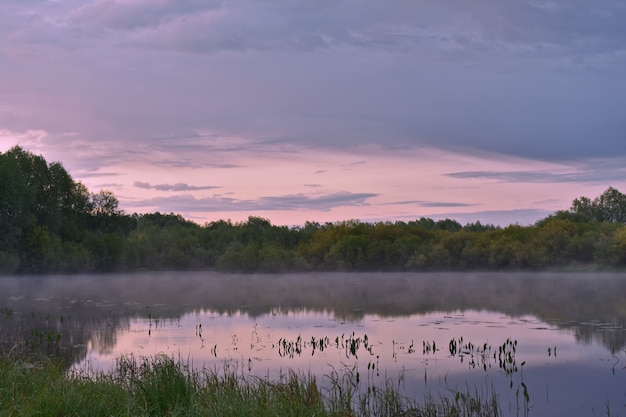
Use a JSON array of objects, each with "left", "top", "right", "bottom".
[{"left": 0, "top": 353, "right": 501, "bottom": 417}]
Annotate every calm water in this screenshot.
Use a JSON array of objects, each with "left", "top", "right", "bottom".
[{"left": 1, "top": 271, "right": 625, "bottom": 417}]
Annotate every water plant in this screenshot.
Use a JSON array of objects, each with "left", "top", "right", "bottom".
[
  {"left": 277, "top": 332, "right": 375, "bottom": 360},
  {"left": 1, "top": 306, "right": 13, "bottom": 318},
  {"left": 447, "top": 337, "right": 521, "bottom": 374}
]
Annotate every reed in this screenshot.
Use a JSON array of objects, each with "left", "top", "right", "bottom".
[{"left": 0, "top": 352, "right": 506, "bottom": 417}]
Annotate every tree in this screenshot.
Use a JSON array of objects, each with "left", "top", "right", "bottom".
[
  {"left": 0, "top": 146, "right": 93, "bottom": 238},
  {"left": 1, "top": 147, "right": 43, "bottom": 228},
  {"left": 571, "top": 196, "right": 595, "bottom": 219},
  {"left": 595, "top": 187, "right": 626, "bottom": 223},
  {"left": 91, "top": 190, "right": 122, "bottom": 216},
  {"left": 571, "top": 187, "right": 626, "bottom": 223},
  {"left": 436, "top": 218, "right": 462, "bottom": 232},
  {"left": 0, "top": 150, "right": 32, "bottom": 251}
]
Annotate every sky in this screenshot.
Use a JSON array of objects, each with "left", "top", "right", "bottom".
[{"left": 1, "top": 0, "right": 625, "bottom": 226}]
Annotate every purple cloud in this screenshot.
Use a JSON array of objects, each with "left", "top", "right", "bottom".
[
  {"left": 127, "top": 191, "right": 377, "bottom": 213},
  {"left": 134, "top": 181, "right": 221, "bottom": 192}
]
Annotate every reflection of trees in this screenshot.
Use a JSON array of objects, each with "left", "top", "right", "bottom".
[
  {"left": 571, "top": 321, "right": 626, "bottom": 353},
  {"left": 89, "top": 321, "right": 129, "bottom": 355},
  {"left": 1, "top": 271, "right": 625, "bottom": 368},
  {"left": 0, "top": 303, "right": 130, "bottom": 369}
]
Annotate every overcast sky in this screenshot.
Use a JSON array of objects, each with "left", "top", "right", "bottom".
[{"left": 1, "top": 0, "right": 625, "bottom": 226}]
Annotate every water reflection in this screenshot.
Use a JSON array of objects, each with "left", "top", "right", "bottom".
[
  {"left": 68, "top": 308, "right": 625, "bottom": 417},
  {"left": 1, "top": 272, "right": 625, "bottom": 417}
]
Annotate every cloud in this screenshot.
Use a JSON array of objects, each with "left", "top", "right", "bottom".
[
  {"left": 446, "top": 165, "right": 626, "bottom": 184},
  {"left": 345, "top": 160, "right": 367, "bottom": 167},
  {"left": 70, "top": 0, "right": 223, "bottom": 31},
  {"left": 418, "top": 201, "right": 476, "bottom": 208},
  {"left": 384, "top": 200, "right": 476, "bottom": 208},
  {"left": 2, "top": 1, "right": 625, "bottom": 162},
  {"left": 1, "top": 0, "right": 625, "bottom": 229},
  {"left": 95, "top": 183, "right": 123, "bottom": 188},
  {"left": 7, "top": 0, "right": 624, "bottom": 60},
  {"left": 126, "top": 191, "right": 378, "bottom": 213},
  {"left": 133, "top": 181, "right": 221, "bottom": 192},
  {"left": 464, "top": 1, "right": 626, "bottom": 56},
  {"left": 259, "top": 192, "right": 377, "bottom": 211},
  {"left": 73, "top": 172, "right": 120, "bottom": 178},
  {"left": 58, "top": 0, "right": 624, "bottom": 60},
  {"left": 154, "top": 159, "right": 239, "bottom": 169}
]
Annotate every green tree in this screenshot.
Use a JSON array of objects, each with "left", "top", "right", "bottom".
[
  {"left": 571, "top": 187, "right": 626, "bottom": 223},
  {"left": 91, "top": 190, "right": 122, "bottom": 216},
  {"left": 216, "top": 242, "right": 259, "bottom": 272},
  {"left": 571, "top": 196, "right": 595, "bottom": 219},
  {"left": 594, "top": 187, "right": 626, "bottom": 223},
  {"left": 0, "top": 150, "right": 32, "bottom": 251},
  {"left": 610, "top": 227, "right": 626, "bottom": 265}
]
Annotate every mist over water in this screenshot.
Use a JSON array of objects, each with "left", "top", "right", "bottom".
[{"left": 1, "top": 272, "right": 625, "bottom": 416}]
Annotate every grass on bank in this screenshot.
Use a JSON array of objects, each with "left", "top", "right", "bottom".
[{"left": 0, "top": 352, "right": 502, "bottom": 417}]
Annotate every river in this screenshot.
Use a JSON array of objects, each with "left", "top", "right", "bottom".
[{"left": 1, "top": 271, "right": 625, "bottom": 416}]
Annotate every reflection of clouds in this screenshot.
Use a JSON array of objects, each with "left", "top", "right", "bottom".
[
  {"left": 70, "top": 307, "right": 624, "bottom": 417},
  {"left": 4, "top": 269, "right": 626, "bottom": 416},
  {"left": 4, "top": 271, "right": 626, "bottom": 352}
]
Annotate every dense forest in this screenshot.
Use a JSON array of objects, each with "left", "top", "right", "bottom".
[{"left": 1, "top": 146, "right": 626, "bottom": 274}]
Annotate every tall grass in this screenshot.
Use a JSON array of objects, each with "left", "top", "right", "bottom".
[{"left": 0, "top": 352, "right": 502, "bottom": 417}]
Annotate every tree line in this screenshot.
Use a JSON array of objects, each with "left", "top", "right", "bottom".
[{"left": 2, "top": 146, "right": 626, "bottom": 274}]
